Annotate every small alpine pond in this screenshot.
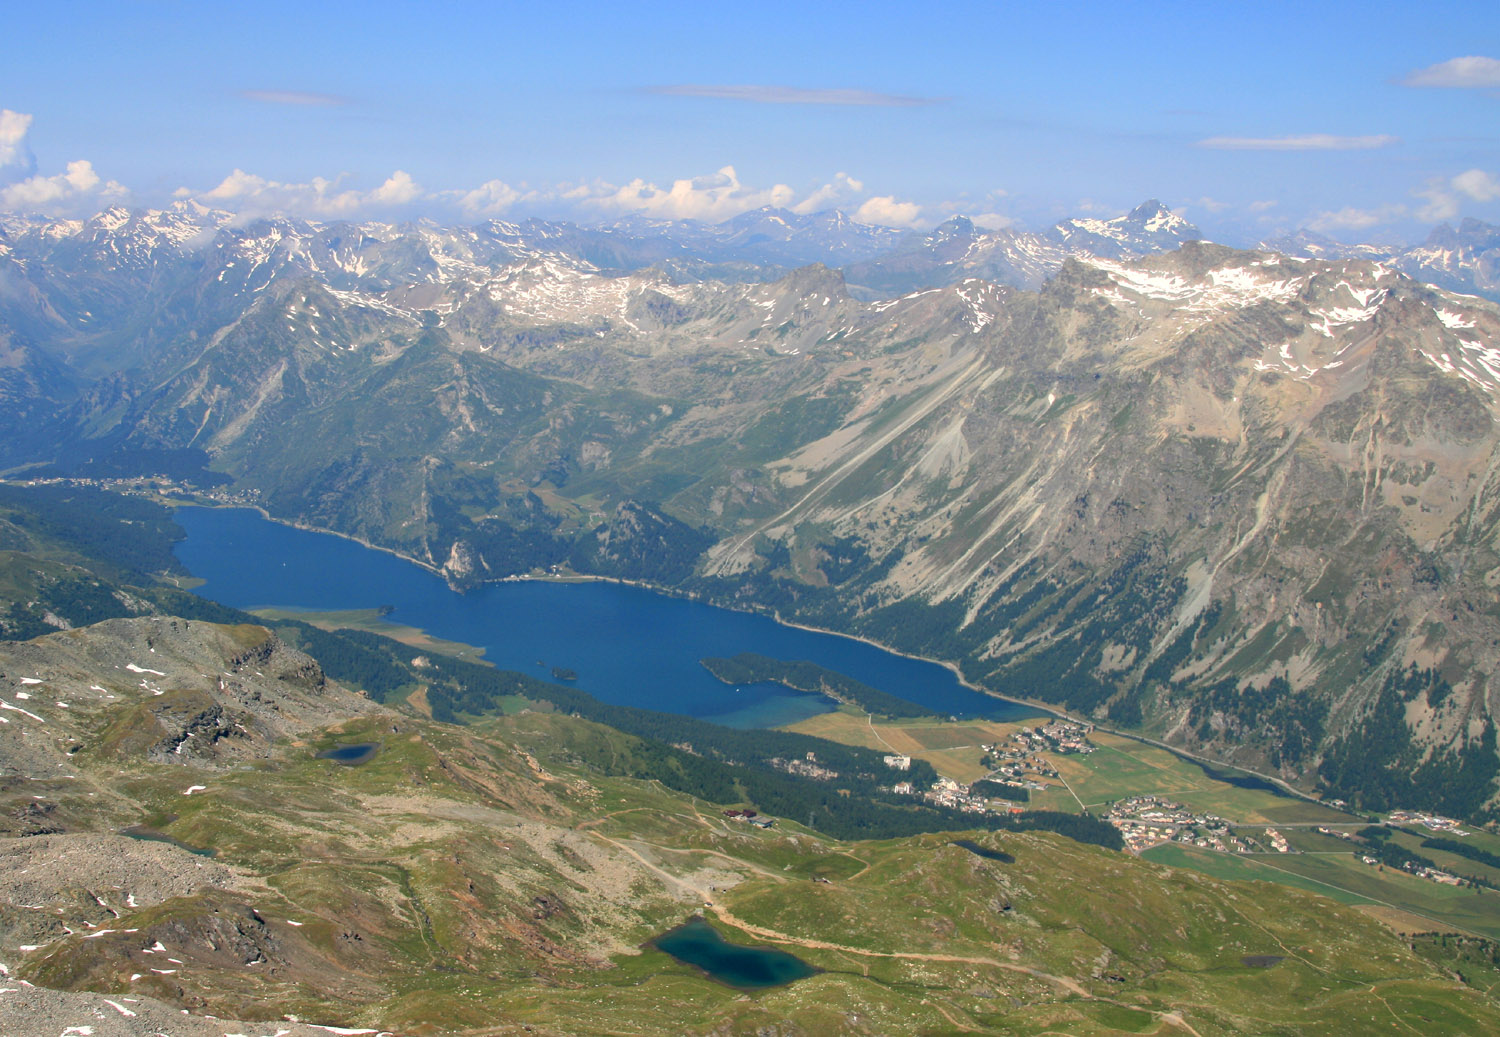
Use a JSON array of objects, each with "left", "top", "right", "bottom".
[{"left": 650, "top": 916, "right": 819, "bottom": 989}]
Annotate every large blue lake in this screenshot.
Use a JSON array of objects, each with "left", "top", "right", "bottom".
[{"left": 173, "top": 507, "right": 1039, "bottom": 729}]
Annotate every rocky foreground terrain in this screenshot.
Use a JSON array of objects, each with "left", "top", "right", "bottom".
[{"left": 0, "top": 616, "right": 1497, "bottom": 1035}]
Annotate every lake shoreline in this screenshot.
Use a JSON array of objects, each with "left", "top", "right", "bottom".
[
  {"left": 170, "top": 502, "right": 1326, "bottom": 801},
  {"left": 169, "top": 501, "right": 1049, "bottom": 722},
  {"left": 171, "top": 505, "right": 1026, "bottom": 726}
]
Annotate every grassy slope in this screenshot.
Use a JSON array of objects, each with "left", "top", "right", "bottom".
[
  {"left": 790, "top": 710, "right": 1500, "bottom": 947},
  {"left": 2, "top": 659, "right": 1497, "bottom": 1035}
]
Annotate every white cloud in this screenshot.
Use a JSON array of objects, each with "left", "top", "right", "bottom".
[
  {"left": 1249, "top": 200, "right": 1279, "bottom": 213},
  {"left": 854, "top": 195, "right": 923, "bottom": 228},
  {"left": 1414, "top": 168, "right": 1500, "bottom": 222},
  {"left": 1402, "top": 56, "right": 1500, "bottom": 88},
  {"left": 586, "top": 165, "right": 796, "bottom": 222},
  {"left": 1416, "top": 183, "right": 1459, "bottom": 222},
  {"left": 0, "top": 159, "right": 127, "bottom": 212},
  {"left": 192, "top": 168, "right": 424, "bottom": 218},
  {"left": 367, "top": 170, "right": 422, "bottom": 206},
  {"left": 790, "top": 172, "right": 864, "bottom": 214},
  {"left": 177, "top": 163, "right": 906, "bottom": 225},
  {"left": 1197, "top": 134, "right": 1398, "bottom": 151},
  {"left": 1186, "top": 196, "right": 1230, "bottom": 213},
  {"left": 1306, "top": 204, "right": 1407, "bottom": 233},
  {"left": 645, "top": 84, "right": 938, "bottom": 106},
  {"left": 969, "top": 212, "right": 1016, "bottom": 230},
  {"left": 456, "top": 179, "right": 525, "bottom": 217},
  {"left": 0, "top": 109, "right": 33, "bottom": 171},
  {"left": 239, "top": 89, "right": 348, "bottom": 106},
  {"left": 1452, "top": 168, "right": 1500, "bottom": 202}
]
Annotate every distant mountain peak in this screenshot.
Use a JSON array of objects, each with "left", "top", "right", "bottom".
[
  {"left": 1048, "top": 200, "right": 1200, "bottom": 259},
  {"left": 932, "top": 215, "right": 976, "bottom": 236},
  {"left": 1124, "top": 199, "right": 1194, "bottom": 235}
]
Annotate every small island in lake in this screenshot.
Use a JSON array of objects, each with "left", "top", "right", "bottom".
[
  {"left": 550, "top": 666, "right": 578, "bottom": 681},
  {"left": 700, "top": 652, "right": 938, "bottom": 720}
]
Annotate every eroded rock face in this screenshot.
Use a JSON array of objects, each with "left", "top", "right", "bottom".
[
  {"left": 0, "top": 617, "right": 381, "bottom": 774},
  {"left": 0, "top": 985, "right": 355, "bottom": 1037}
]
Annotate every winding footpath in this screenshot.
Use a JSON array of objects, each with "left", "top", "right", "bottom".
[{"left": 584, "top": 825, "right": 1205, "bottom": 1035}]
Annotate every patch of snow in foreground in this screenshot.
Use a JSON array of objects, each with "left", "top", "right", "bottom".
[
  {"left": 0, "top": 701, "right": 44, "bottom": 723},
  {"left": 184, "top": 785, "right": 207, "bottom": 795}
]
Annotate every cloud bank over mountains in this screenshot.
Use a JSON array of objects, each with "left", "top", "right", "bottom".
[
  {"left": 0, "top": 108, "right": 933, "bottom": 228},
  {"left": 2, "top": 46, "right": 1499, "bottom": 247},
  {"left": 0, "top": 109, "right": 126, "bottom": 213}
]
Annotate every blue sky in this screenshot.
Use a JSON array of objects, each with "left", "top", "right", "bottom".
[{"left": 2, "top": 1, "right": 1498, "bottom": 243}]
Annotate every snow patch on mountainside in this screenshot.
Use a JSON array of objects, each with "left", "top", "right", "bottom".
[{"left": 1086, "top": 259, "right": 1304, "bottom": 324}]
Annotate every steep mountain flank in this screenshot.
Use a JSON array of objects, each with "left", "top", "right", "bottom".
[
  {"left": 3, "top": 205, "right": 1500, "bottom": 815},
  {"left": 692, "top": 248, "right": 1500, "bottom": 810}
]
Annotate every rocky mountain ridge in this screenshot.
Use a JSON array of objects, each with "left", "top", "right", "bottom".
[
  {"left": 1264, "top": 216, "right": 1500, "bottom": 303},
  {"left": 2, "top": 204, "right": 1500, "bottom": 815}
]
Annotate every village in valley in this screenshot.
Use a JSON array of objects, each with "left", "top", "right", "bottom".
[
  {"left": 782, "top": 701, "right": 1500, "bottom": 939},
  {"left": 878, "top": 718, "right": 1097, "bottom": 814}
]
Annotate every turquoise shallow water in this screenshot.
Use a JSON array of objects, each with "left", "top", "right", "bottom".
[{"left": 173, "top": 507, "right": 1039, "bottom": 728}]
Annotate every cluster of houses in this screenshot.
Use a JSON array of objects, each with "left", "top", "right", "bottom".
[
  {"left": 880, "top": 775, "right": 1023, "bottom": 816},
  {"left": 721, "top": 808, "right": 775, "bottom": 829},
  {"left": 979, "top": 720, "right": 1096, "bottom": 789},
  {"left": 25, "top": 473, "right": 264, "bottom": 508},
  {"left": 1388, "top": 810, "right": 1469, "bottom": 835},
  {"left": 767, "top": 751, "right": 839, "bottom": 781},
  {"left": 921, "top": 776, "right": 1007, "bottom": 814},
  {"left": 1356, "top": 853, "right": 1464, "bottom": 885},
  {"left": 1035, "top": 719, "right": 1097, "bottom": 753},
  {"left": 1104, "top": 796, "right": 1240, "bottom": 855}
]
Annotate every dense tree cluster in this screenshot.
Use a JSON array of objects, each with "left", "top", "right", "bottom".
[
  {"left": 319, "top": 631, "right": 1121, "bottom": 848},
  {"left": 0, "top": 483, "right": 188, "bottom": 580},
  {"left": 1320, "top": 666, "right": 1499, "bottom": 822},
  {"left": 700, "top": 652, "right": 937, "bottom": 719}
]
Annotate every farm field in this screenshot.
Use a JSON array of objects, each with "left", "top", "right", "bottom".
[
  {"left": 1141, "top": 844, "right": 1376, "bottom": 905},
  {"left": 1146, "top": 843, "right": 1500, "bottom": 941},
  {"left": 786, "top": 711, "right": 1349, "bottom": 825},
  {"left": 783, "top": 709, "right": 1029, "bottom": 771},
  {"left": 791, "top": 709, "right": 1500, "bottom": 942}
]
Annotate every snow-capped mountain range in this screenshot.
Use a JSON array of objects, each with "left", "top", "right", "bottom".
[{"left": 5, "top": 192, "right": 1500, "bottom": 816}]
